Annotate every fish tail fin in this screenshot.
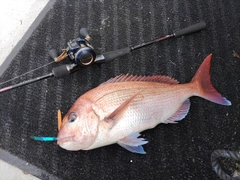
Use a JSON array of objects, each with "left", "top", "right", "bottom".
[{"left": 191, "top": 54, "right": 231, "bottom": 106}]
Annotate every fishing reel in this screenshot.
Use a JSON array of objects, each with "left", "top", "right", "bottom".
[{"left": 49, "top": 28, "right": 96, "bottom": 66}]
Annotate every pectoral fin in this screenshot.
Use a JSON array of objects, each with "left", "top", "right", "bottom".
[
  {"left": 117, "top": 133, "right": 148, "bottom": 154},
  {"left": 104, "top": 92, "right": 139, "bottom": 129}
]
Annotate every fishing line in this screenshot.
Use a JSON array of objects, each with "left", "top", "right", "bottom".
[{"left": 0, "top": 61, "right": 55, "bottom": 86}]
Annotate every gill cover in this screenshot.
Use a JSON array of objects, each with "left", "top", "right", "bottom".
[{"left": 57, "top": 99, "right": 99, "bottom": 151}]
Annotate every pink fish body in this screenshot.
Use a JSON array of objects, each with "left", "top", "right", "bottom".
[{"left": 57, "top": 54, "right": 231, "bottom": 154}]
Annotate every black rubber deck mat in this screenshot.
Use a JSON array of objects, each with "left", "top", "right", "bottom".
[{"left": 0, "top": 0, "right": 240, "bottom": 179}]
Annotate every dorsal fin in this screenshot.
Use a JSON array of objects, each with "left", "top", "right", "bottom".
[{"left": 101, "top": 74, "right": 179, "bottom": 85}]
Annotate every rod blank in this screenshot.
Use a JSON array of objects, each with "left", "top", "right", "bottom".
[{"left": 0, "top": 73, "right": 53, "bottom": 93}]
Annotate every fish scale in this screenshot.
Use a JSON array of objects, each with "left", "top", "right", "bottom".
[
  {"left": 85, "top": 82, "right": 191, "bottom": 116},
  {"left": 81, "top": 82, "right": 193, "bottom": 151}
]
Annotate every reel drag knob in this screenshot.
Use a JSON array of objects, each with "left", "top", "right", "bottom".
[{"left": 74, "top": 47, "right": 96, "bottom": 66}]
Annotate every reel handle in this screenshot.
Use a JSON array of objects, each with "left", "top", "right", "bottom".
[
  {"left": 49, "top": 49, "right": 58, "bottom": 61},
  {"left": 80, "top": 28, "right": 90, "bottom": 40}
]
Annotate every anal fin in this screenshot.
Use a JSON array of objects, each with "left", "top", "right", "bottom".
[
  {"left": 165, "top": 99, "right": 190, "bottom": 123},
  {"left": 117, "top": 133, "right": 148, "bottom": 154}
]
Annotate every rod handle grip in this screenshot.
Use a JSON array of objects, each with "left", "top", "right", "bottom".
[
  {"left": 80, "top": 28, "right": 90, "bottom": 39},
  {"left": 52, "top": 64, "right": 76, "bottom": 78},
  {"left": 174, "top": 21, "right": 206, "bottom": 37}
]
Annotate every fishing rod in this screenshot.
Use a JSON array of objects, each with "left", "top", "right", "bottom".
[{"left": 0, "top": 21, "right": 206, "bottom": 93}]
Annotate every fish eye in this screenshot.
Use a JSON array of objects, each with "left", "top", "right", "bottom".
[{"left": 68, "top": 112, "right": 77, "bottom": 123}]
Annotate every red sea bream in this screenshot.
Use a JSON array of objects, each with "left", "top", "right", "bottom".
[{"left": 57, "top": 54, "right": 231, "bottom": 154}]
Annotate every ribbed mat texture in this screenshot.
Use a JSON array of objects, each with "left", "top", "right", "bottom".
[{"left": 0, "top": 0, "right": 240, "bottom": 179}]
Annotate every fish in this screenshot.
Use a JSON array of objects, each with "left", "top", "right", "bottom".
[{"left": 57, "top": 54, "right": 231, "bottom": 154}]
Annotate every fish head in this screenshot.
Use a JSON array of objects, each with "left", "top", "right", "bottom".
[{"left": 57, "top": 99, "right": 99, "bottom": 151}]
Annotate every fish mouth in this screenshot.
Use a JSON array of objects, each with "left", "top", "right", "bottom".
[
  {"left": 57, "top": 136, "right": 73, "bottom": 145},
  {"left": 57, "top": 136, "right": 83, "bottom": 151}
]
